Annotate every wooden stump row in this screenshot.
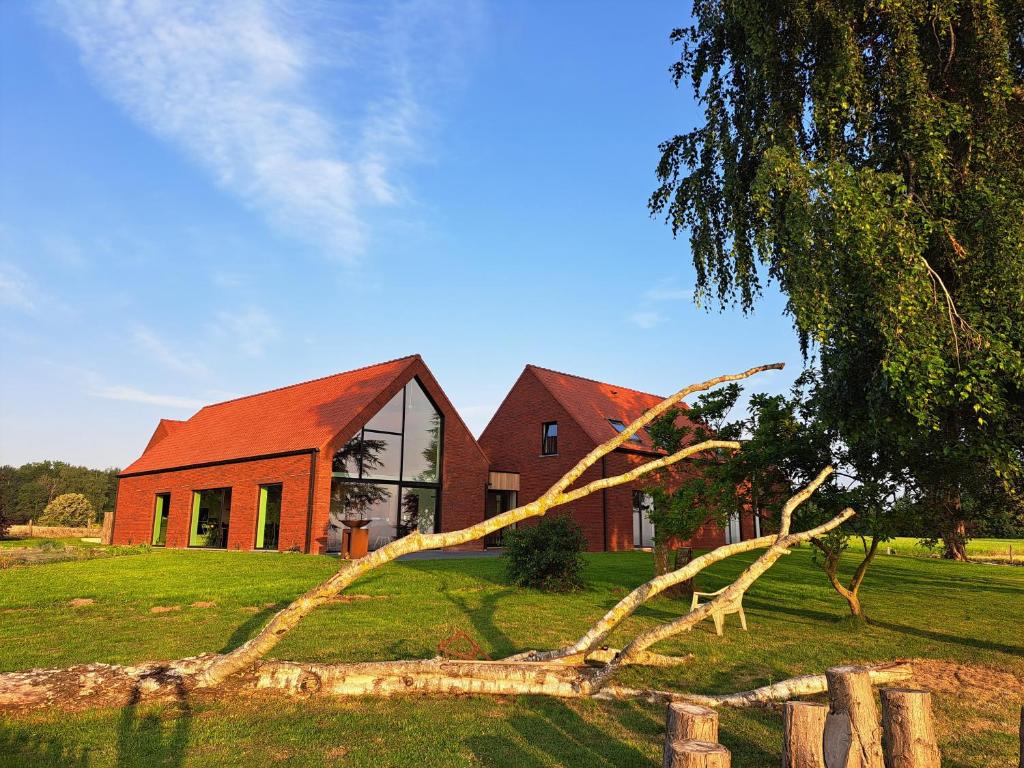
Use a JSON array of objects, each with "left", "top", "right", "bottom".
[
  {"left": 664, "top": 666, "right": 959, "bottom": 768},
  {"left": 783, "top": 667, "right": 940, "bottom": 768}
]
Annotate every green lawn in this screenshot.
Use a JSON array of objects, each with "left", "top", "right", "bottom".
[
  {"left": 1, "top": 547, "right": 1021, "bottom": 767},
  {"left": 886, "top": 535, "right": 1024, "bottom": 562}
]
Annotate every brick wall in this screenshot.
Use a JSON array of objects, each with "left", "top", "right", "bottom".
[{"left": 113, "top": 453, "right": 314, "bottom": 550}]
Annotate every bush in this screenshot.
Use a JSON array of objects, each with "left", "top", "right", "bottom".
[
  {"left": 502, "top": 514, "right": 587, "bottom": 592},
  {"left": 38, "top": 493, "right": 95, "bottom": 527}
]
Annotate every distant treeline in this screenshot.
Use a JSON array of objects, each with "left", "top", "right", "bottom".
[{"left": 0, "top": 461, "right": 119, "bottom": 525}]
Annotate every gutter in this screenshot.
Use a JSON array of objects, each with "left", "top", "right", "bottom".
[{"left": 305, "top": 449, "right": 319, "bottom": 553}]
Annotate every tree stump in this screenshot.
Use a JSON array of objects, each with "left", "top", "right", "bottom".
[
  {"left": 879, "top": 689, "right": 940, "bottom": 768},
  {"left": 783, "top": 701, "right": 827, "bottom": 768},
  {"left": 824, "top": 666, "right": 884, "bottom": 768},
  {"left": 664, "top": 739, "right": 730, "bottom": 768},
  {"left": 667, "top": 702, "right": 719, "bottom": 741}
]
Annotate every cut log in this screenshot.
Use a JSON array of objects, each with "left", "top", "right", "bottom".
[
  {"left": 664, "top": 739, "right": 730, "bottom": 768},
  {"left": 783, "top": 701, "right": 827, "bottom": 767},
  {"left": 824, "top": 666, "right": 884, "bottom": 768},
  {"left": 667, "top": 702, "right": 719, "bottom": 741},
  {"left": 665, "top": 703, "right": 718, "bottom": 766},
  {"left": 879, "top": 689, "right": 940, "bottom": 768}
]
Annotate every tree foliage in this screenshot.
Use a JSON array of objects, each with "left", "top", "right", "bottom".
[
  {"left": 652, "top": 0, "right": 1024, "bottom": 558},
  {"left": 502, "top": 515, "right": 587, "bottom": 592},
  {"left": 38, "top": 493, "right": 95, "bottom": 527},
  {"left": 0, "top": 461, "right": 119, "bottom": 526}
]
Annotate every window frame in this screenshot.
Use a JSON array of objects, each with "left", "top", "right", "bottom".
[
  {"left": 187, "top": 487, "right": 233, "bottom": 549},
  {"left": 151, "top": 492, "right": 171, "bottom": 547},
  {"left": 608, "top": 418, "right": 643, "bottom": 444},
  {"left": 541, "top": 421, "right": 558, "bottom": 456},
  {"left": 255, "top": 483, "right": 283, "bottom": 551}
]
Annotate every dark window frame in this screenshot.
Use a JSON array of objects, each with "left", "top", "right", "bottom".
[{"left": 541, "top": 421, "right": 558, "bottom": 456}]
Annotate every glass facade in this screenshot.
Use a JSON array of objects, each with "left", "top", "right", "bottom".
[
  {"left": 328, "top": 379, "right": 442, "bottom": 552},
  {"left": 189, "top": 488, "right": 232, "bottom": 548}
]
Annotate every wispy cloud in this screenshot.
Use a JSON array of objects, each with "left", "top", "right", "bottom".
[
  {"left": 47, "top": 0, "right": 480, "bottom": 261},
  {"left": 133, "top": 326, "right": 209, "bottom": 377},
  {"left": 645, "top": 285, "right": 693, "bottom": 303},
  {"left": 0, "top": 262, "right": 40, "bottom": 313},
  {"left": 213, "top": 307, "right": 280, "bottom": 357},
  {"left": 627, "top": 311, "right": 665, "bottom": 330},
  {"left": 92, "top": 385, "right": 204, "bottom": 410}
]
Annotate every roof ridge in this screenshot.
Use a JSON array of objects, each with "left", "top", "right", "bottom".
[
  {"left": 197, "top": 354, "right": 420, "bottom": 411},
  {"left": 525, "top": 363, "right": 666, "bottom": 401}
]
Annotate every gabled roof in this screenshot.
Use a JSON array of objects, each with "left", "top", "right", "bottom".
[
  {"left": 526, "top": 364, "right": 694, "bottom": 453},
  {"left": 121, "top": 356, "right": 420, "bottom": 475}
]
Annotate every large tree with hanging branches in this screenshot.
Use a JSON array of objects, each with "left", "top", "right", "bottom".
[{"left": 651, "top": 0, "right": 1024, "bottom": 559}]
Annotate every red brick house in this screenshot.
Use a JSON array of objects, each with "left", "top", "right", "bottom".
[
  {"left": 113, "top": 356, "right": 758, "bottom": 554},
  {"left": 478, "top": 365, "right": 760, "bottom": 552},
  {"left": 113, "top": 355, "right": 489, "bottom": 553}
]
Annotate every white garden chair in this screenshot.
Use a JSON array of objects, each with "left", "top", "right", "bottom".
[{"left": 690, "top": 587, "right": 747, "bottom": 636}]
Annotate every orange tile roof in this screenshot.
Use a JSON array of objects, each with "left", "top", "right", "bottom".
[
  {"left": 526, "top": 364, "right": 694, "bottom": 453},
  {"left": 122, "top": 356, "right": 419, "bottom": 474}
]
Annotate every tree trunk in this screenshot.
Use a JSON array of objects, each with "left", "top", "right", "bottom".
[
  {"left": 783, "top": 701, "right": 827, "bottom": 768},
  {"left": 824, "top": 666, "right": 885, "bottom": 768},
  {"left": 666, "top": 702, "right": 718, "bottom": 742},
  {"left": 941, "top": 519, "right": 968, "bottom": 561},
  {"left": 879, "top": 689, "right": 940, "bottom": 768},
  {"left": 664, "top": 740, "right": 730, "bottom": 768}
]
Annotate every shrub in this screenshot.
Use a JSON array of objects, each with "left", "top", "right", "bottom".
[
  {"left": 502, "top": 514, "right": 587, "bottom": 592},
  {"left": 38, "top": 493, "right": 95, "bottom": 527}
]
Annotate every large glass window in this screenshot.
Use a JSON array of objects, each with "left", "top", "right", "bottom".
[
  {"left": 190, "top": 488, "right": 231, "bottom": 548},
  {"left": 328, "top": 379, "right": 443, "bottom": 552},
  {"left": 152, "top": 493, "right": 170, "bottom": 546},
  {"left": 256, "top": 484, "right": 282, "bottom": 551}
]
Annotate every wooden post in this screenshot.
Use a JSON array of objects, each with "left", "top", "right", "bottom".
[
  {"left": 879, "top": 689, "right": 940, "bottom": 768},
  {"left": 100, "top": 512, "right": 114, "bottom": 545},
  {"left": 824, "top": 666, "right": 884, "bottom": 768},
  {"left": 783, "top": 701, "right": 827, "bottom": 767},
  {"left": 664, "top": 739, "right": 730, "bottom": 768}
]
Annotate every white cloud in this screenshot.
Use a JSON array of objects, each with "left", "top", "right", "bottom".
[
  {"left": 133, "top": 326, "right": 209, "bottom": 377},
  {"left": 46, "top": 0, "right": 479, "bottom": 260},
  {"left": 0, "top": 262, "right": 39, "bottom": 313},
  {"left": 644, "top": 282, "right": 693, "bottom": 303},
  {"left": 627, "top": 311, "right": 665, "bottom": 329},
  {"left": 92, "top": 385, "right": 204, "bottom": 410},
  {"left": 214, "top": 307, "right": 280, "bottom": 357}
]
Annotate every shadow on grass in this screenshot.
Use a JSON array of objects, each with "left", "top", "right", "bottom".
[
  {"left": 439, "top": 585, "right": 517, "bottom": 657},
  {"left": 114, "top": 680, "right": 191, "bottom": 768},
  {"left": 744, "top": 596, "right": 1024, "bottom": 656},
  {"left": 0, "top": 724, "right": 92, "bottom": 767},
  {"left": 466, "top": 698, "right": 653, "bottom": 767},
  {"left": 218, "top": 603, "right": 288, "bottom": 654}
]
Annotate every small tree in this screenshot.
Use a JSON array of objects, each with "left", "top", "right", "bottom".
[
  {"left": 38, "top": 493, "right": 95, "bottom": 527},
  {"left": 502, "top": 515, "right": 587, "bottom": 592}
]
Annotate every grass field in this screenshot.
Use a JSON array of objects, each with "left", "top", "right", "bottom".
[
  {"left": 0, "top": 546, "right": 1021, "bottom": 767},
  {"left": 886, "top": 536, "right": 1024, "bottom": 562}
]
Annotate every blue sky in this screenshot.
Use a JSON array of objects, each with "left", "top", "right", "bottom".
[{"left": 0, "top": 1, "right": 802, "bottom": 469}]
